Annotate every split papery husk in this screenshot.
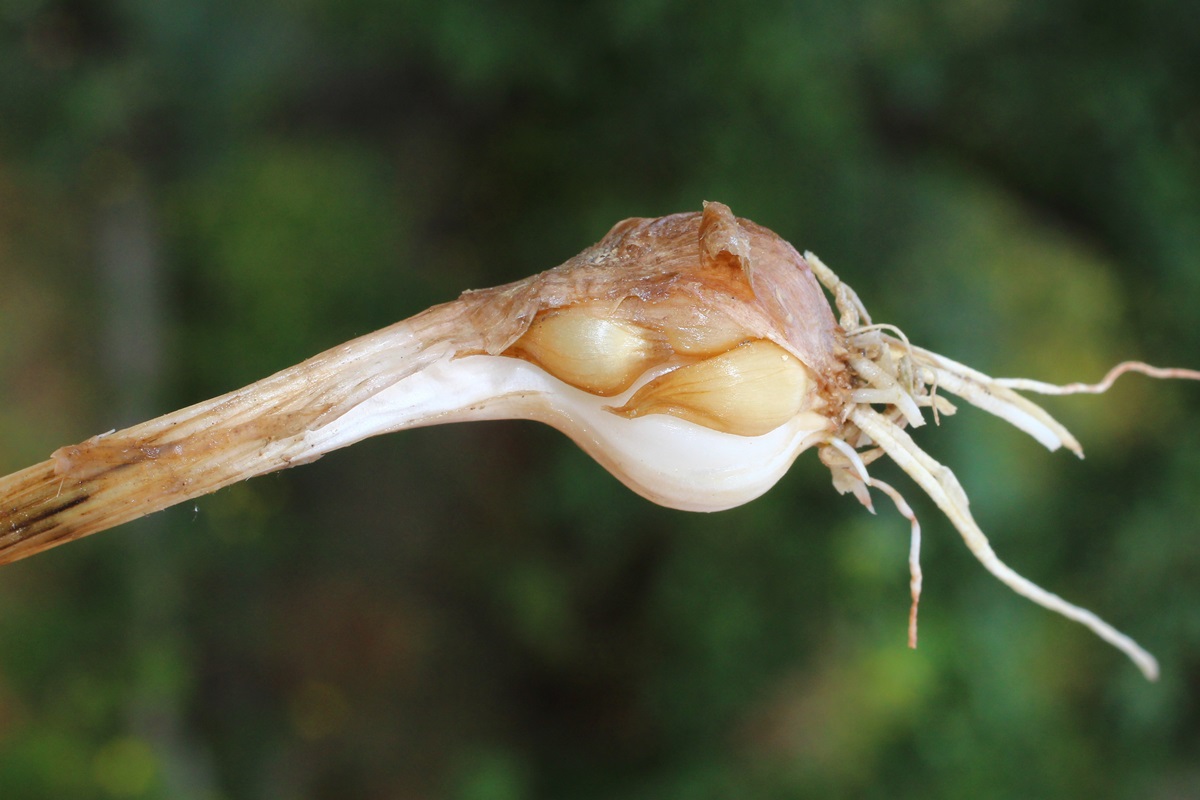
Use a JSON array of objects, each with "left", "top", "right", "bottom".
[{"left": 461, "top": 202, "right": 846, "bottom": 382}]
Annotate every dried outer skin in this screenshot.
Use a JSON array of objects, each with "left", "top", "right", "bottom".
[
  {"left": 465, "top": 202, "right": 847, "bottom": 391},
  {"left": 0, "top": 202, "right": 847, "bottom": 565}
]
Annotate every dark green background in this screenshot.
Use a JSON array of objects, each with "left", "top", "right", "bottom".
[{"left": 1, "top": 1, "right": 1198, "bottom": 797}]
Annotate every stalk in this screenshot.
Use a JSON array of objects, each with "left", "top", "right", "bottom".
[{"left": 0, "top": 301, "right": 472, "bottom": 565}]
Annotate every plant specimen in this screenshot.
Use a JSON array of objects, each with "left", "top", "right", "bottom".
[{"left": 2, "top": 202, "right": 1194, "bottom": 679}]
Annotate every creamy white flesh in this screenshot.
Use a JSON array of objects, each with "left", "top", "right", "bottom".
[{"left": 306, "top": 354, "right": 832, "bottom": 511}]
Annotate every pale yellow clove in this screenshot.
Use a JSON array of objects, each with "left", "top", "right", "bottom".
[
  {"left": 610, "top": 339, "right": 813, "bottom": 436},
  {"left": 662, "top": 320, "right": 752, "bottom": 356},
  {"left": 505, "top": 305, "right": 672, "bottom": 396}
]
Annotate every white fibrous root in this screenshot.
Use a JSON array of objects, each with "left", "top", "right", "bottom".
[
  {"left": 2, "top": 202, "right": 1196, "bottom": 681},
  {"left": 806, "top": 251, "right": 1200, "bottom": 681}
]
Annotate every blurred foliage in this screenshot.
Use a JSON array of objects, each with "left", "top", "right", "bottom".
[{"left": 2, "top": 0, "right": 1199, "bottom": 798}]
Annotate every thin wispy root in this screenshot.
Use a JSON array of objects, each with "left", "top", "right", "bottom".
[
  {"left": 807, "top": 251, "right": 1194, "bottom": 681},
  {"left": 824, "top": 437, "right": 922, "bottom": 649},
  {"left": 996, "top": 362, "right": 1200, "bottom": 396},
  {"left": 852, "top": 407, "right": 1160, "bottom": 681}
]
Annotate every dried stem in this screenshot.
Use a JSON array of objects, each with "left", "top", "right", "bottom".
[{"left": 0, "top": 303, "right": 471, "bottom": 564}]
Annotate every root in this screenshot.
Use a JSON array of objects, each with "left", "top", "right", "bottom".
[
  {"left": 806, "top": 251, "right": 871, "bottom": 329},
  {"left": 848, "top": 356, "right": 925, "bottom": 428},
  {"left": 919, "top": 358, "right": 1083, "bottom": 455},
  {"left": 806, "top": 250, "right": 1190, "bottom": 679},
  {"left": 851, "top": 407, "right": 1159, "bottom": 680},
  {"left": 824, "top": 438, "right": 924, "bottom": 649},
  {"left": 995, "top": 361, "right": 1200, "bottom": 395}
]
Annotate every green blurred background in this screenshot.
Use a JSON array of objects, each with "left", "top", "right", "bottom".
[{"left": 2, "top": 1, "right": 1199, "bottom": 798}]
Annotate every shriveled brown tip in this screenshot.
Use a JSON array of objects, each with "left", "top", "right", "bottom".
[{"left": 699, "top": 200, "right": 753, "bottom": 272}]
